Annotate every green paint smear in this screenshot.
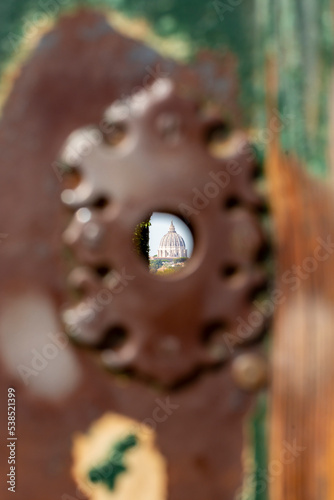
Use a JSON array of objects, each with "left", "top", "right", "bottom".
[
  {"left": 239, "top": 393, "right": 268, "bottom": 500},
  {"left": 252, "top": 393, "right": 268, "bottom": 500},
  {"left": 88, "top": 433, "right": 138, "bottom": 491}
]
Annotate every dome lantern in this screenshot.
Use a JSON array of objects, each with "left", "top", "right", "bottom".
[{"left": 169, "top": 220, "right": 176, "bottom": 232}]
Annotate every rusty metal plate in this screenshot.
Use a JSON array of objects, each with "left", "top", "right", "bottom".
[{"left": 0, "top": 9, "right": 267, "bottom": 500}]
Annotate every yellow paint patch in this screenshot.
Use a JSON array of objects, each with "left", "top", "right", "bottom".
[
  {"left": 106, "top": 10, "right": 192, "bottom": 61},
  {"left": 72, "top": 413, "right": 168, "bottom": 500}
]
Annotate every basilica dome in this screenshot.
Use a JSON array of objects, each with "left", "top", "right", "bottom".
[{"left": 158, "top": 221, "right": 187, "bottom": 259}]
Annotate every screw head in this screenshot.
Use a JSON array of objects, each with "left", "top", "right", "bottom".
[
  {"left": 231, "top": 353, "right": 267, "bottom": 391},
  {"left": 61, "top": 189, "right": 77, "bottom": 206}
]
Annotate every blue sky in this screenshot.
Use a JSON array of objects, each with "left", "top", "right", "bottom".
[{"left": 149, "top": 213, "right": 193, "bottom": 257}]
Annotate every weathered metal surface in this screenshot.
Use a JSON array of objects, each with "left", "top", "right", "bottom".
[
  {"left": 60, "top": 78, "right": 267, "bottom": 386},
  {"left": 268, "top": 142, "right": 334, "bottom": 500},
  {"left": 0, "top": 10, "right": 268, "bottom": 500}
]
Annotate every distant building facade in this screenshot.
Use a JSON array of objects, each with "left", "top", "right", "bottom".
[{"left": 158, "top": 221, "right": 187, "bottom": 258}]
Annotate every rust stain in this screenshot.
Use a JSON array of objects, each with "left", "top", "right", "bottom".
[
  {"left": 0, "top": 10, "right": 263, "bottom": 500},
  {"left": 267, "top": 137, "right": 334, "bottom": 499}
]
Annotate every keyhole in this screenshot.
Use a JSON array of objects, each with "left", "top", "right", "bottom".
[{"left": 133, "top": 212, "right": 194, "bottom": 277}]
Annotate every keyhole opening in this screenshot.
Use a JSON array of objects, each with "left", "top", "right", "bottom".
[{"left": 133, "top": 212, "right": 194, "bottom": 278}]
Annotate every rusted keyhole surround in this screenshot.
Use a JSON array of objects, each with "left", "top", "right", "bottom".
[{"left": 59, "top": 79, "right": 268, "bottom": 386}]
